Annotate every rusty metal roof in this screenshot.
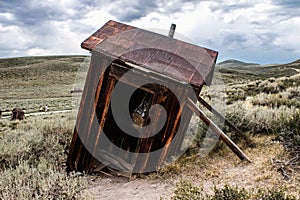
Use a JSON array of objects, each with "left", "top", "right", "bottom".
[{"left": 81, "top": 20, "right": 218, "bottom": 87}]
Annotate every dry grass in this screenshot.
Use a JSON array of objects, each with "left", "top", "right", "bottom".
[
  {"left": 168, "top": 135, "right": 299, "bottom": 199},
  {"left": 0, "top": 113, "right": 90, "bottom": 199},
  {"left": 0, "top": 56, "right": 89, "bottom": 115}
]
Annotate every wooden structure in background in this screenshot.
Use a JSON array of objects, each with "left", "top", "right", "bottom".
[
  {"left": 66, "top": 20, "right": 218, "bottom": 174},
  {"left": 11, "top": 108, "right": 25, "bottom": 120}
]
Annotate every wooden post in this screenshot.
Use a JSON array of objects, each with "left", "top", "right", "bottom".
[{"left": 187, "top": 98, "right": 251, "bottom": 162}]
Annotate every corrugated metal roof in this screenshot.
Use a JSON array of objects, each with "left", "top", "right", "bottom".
[{"left": 81, "top": 20, "right": 218, "bottom": 87}]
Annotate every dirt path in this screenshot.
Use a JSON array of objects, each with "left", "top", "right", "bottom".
[
  {"left": 0, "top": 109, "right": 73, "bottom": 120},
  {"left": 84, "top": 136, "right": 299, "bottom": 199},
  {"left": 86, "top": 175, "right": 174, "bottom": 200},
  {"left": 291, "top": 68, "right": 300, "bottom": 72}
]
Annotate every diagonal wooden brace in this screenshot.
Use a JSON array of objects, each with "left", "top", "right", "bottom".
[
  {"left": 197, "top": 96, "right": 252, "bottom": 143},
  {"left": 187, "top": 98, "right": 251, "bottom": 162}
]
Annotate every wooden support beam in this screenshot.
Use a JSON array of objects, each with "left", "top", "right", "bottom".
[
  {"left": 197, "top": 96, "right": 251, "bottom": 143},
  {"left": 187, "top": 98, "right": 251, "bottom": 162}
]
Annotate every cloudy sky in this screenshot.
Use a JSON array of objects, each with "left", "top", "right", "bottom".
[{"left": 0, "top": 0, "right": 300, "bottom": 64}]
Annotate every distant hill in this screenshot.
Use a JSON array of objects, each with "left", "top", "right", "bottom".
[
  {"left": 0, "top": 55, "right": 89, "bottom": 100},
  {"left": 0, "top": 55, "right": 299, "bottom": 90},
  {"left": 217, "top": 59, "right": 259, "bottom": 68},
  {"left": 217, "top": 58, "right": 300, "bottom": 83},
  {"left": 282, "top": 59, "right": 300, "bottom": 68}
]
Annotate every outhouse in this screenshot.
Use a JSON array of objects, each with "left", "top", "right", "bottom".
[{"left": 67, "top": 20, "right": 218, "bottom": 174}]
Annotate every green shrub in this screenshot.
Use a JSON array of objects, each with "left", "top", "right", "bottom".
[
  {"left": 226, "top": 88, "right": 247, "bottom": 104},
  {"left": 171, "top": 180, "right": 205, "bottom": 200},
  {"left": 275, "top": 110, "right": 300, "bottom": 157},
  {"left": 0, "top": 160, "right": 86, "bottom": 200},
  {"left": 225, "top": 101, "right": 298, "bottom": 135},
  {"left": 170, "top": 183, "right": 298, "bottom": 200},
  {"left": 285, "top": 86, "right": 300, "bottom": 99},
  {"left": 0, "top": 114, "right": 88, "bottom": 199},
  {"left": 251, "top": 93, "right": 299, "bottom": 108},
  {"left": 0, "top": 118, "right": 73, "bottom": 169},
  {"left": 210, "top": 185, "right": 248, "bottom": 200},
  {"left": 258, "top": 78, "right": 285, "bottom": 94},
  {"left": 255, "top": 188, "right": 296, "bottom": 200}
]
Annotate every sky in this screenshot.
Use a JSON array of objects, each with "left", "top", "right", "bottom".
[{"left": 0, "top": 0, "right": 300, "bottom": 64}]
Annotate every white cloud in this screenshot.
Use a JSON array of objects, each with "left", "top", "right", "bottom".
[
  {"left": 0, "top": 25, "right": 31, "bottom": 50},
  {"left": 272, "top": 17, "right": 300, "bottom": 53},
  {"left": 0, "top": 0, "right": 299, "bottom": 63},
  {"left": 0, "top": 12, "right": 15, "bottom": 23}
]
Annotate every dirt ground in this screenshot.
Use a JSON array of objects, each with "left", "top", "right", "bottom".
[
  {"left": 85, "top": 136, "right": 299, "bottom": 199},
  {"left": 86, "top": 175, "right": 174, "bottom": 199}
]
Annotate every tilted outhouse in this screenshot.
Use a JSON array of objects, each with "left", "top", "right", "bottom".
[{"left": 67, "top": 20, "right": 218, "bottom": 174}]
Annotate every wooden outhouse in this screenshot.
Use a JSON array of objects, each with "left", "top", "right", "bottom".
[{"left": 67, "top": 20, "right": 218, "bottom": 174}]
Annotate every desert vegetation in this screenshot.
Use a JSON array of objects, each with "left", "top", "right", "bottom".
[
  {"left": 171, "top": 180, "right": 297, "bottom": 200},
  {"left": 0, "top": 56, "right": 90, "bottom": 199},
  {"left": 0, "top": 56, "right": 299, "bottom": 199},
  {"left": 164, "top": 60, "right": 300, "bottom": 199},
  {"left": 0, "top": 113, "right": 90, "bottom": 199}
]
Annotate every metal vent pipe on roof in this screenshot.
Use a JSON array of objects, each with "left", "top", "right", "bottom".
[{"left": 168, "top": 23, "right": 176, "bottom": 38}]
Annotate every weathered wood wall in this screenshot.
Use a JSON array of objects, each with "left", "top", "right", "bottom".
[{"left": 67, "top": 51, "right": 200, "bottom": 173}]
